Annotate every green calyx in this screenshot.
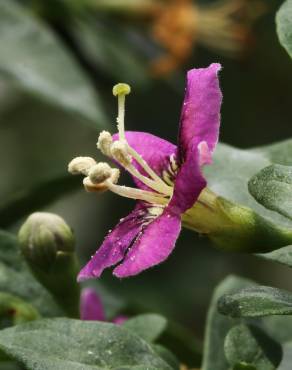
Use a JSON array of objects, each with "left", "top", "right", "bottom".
[
  {"left": 182, "top": 188, "right": 292, "bottom": 253},
  {"left": 18, "top": 212, "right": 80, "bottom": 318}
]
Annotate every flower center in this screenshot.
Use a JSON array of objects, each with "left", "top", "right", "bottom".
[{"left": 68, "top": 83, "right": 174, "bottom": 207}]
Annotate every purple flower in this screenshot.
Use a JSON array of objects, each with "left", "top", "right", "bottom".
[
  {"left": 80, "top": 287, "right": 127, "bottom": 324},
  {"left": 69, "top": 63, "right": 222, "bottom": 280}
]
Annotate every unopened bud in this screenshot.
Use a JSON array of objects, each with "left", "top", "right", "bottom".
[
  {"left": 97, "top": 131, "right": 113, "bottom": 156},
  {"left": 18, "top": 212, "right": 80, "bottom": 318},
  {"left": 111, "top": 141, "right": 131, "bottom": 166},
  {"left": 88, "top": 162, "right": 112, "bottom": 184},
  {"left": 68, "top": 156, "right": 96, "bottom": 175},
  {"left": 18, "top": 212, "right": 75, "bottom": 270},
  {"left": 112, "top": 83, "right": 131, "bottom": 96}
]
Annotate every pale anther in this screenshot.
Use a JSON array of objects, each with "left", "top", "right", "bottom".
[
  {"left": 68, "top": 157, "right": 96, "bottom": 176},
  {"left": 97, "top": 131, "right": 113, "bottom": 156},
  {"left": 88, "top": 162, "right": 112, "bottom": 184},
  {"left": 110, "top": 168, "right": 120, "bottom": 184},
  {"left": 111, "top": 141, "right": 131, "bottom": 166}
]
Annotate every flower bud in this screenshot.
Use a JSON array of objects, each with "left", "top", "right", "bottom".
[
  {"left": 18, "top": 212, "right": 74, "bottom": 270},
  {"left": 18, "top": 213, "right": 80, "bottom": 317},
  {"left": 68, "top": 156, "right": 96, "bottom": 175}
]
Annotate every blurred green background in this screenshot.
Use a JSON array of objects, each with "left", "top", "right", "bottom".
[{"left": 1, "top": 0, "right": 292, "bottom": 342}]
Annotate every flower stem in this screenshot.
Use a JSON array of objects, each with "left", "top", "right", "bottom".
[{"left": 182, "top": 188, "right": 292, "bottom": 253}]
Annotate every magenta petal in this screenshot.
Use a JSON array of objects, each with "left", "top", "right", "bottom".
[
  {"left": 77, "top": 205, "right": 145, "bottom": 281},
  {"left": 80, "top": 288, "right": 106, "bottom": 321},
  {"left": 179, "top": 63, "right": 222, "bottom": 159},
  {"left": 113, "top": 210, "right": 181, "bottom": 278},
  {"left": 169, "top": 139, "right": 207, "bottom": 214},
  {"left": 113, "top": 131, "right": 177, "bottom": 189}
]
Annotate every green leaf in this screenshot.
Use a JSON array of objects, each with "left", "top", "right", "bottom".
[
  {"left": 152, "top": 345, "right": 180, "bottom": 370},
  {"left": 276, "top": 0, "right": 292, "bottom": 59},
  {"left": 0, "top": 174, "right": 80, "bottom": 228},
  {"left": 0, "top": 363, "right": 22, "bottom": 370},
  {"left": 218, "top": 286, "right": 292, "bottom": 318},
  {"left": 224, "top": 324, "right": 282, "bottom": 370},
  {"left": 0, "top": 318, "right": 173, "bottom": 370},
  {"left": 206, "top": 139, "right": 292, "bottom": 227},
  {"left": 279, "top": 342, "right": 292, "bottom": 369},
  {"left": 257, "top": 245, "right": 292, "bottom": 269},
  {"left": 123, "top": 314, "right": 167, "bottom": 342},
  {"left": 0, "top": 0, "right": 107, "bottom": 128},
  {"left": 201, "top": 275, "right": 254, "bottom": 370},
  {"left": 205, "top": 143, "right": 291, "bottom": 227},
  {"left": 248, "top": 164, "right": 292, "bottom": 220},
  {"left": 0, "top": 230, "right": 62, "bottom": 317}
]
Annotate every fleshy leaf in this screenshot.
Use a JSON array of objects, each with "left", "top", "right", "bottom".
[
  {"left": 218, "top": 286, "right": 292, "bottom": 317},
  {"left": 224, "top": 324, "right": 282, "bottom": 370},
  {"left": 248, "top": 164, "right": 292, "bottom": 220},
  {"left": 279, "top": 342, "right": 292, "bottom": 369},
  {"left": 276, "top": 0, "right": 292, "bottom": 59},
  {"left": 152, "top": 345, "right": 180, "bottom": 370},
  {"left": 201, "top": 275, "right": 254, "bottom": 370},
  {"left": 0, "top": 318, "right": 173, "bottom": 370},
  {"left": 205, "top": 141, "right": 292, "bottom": 228},
  {"left": 123, "top": 314, "right": 167, "bottom": 343},
  {"left": 0, "top": 0, "right": 107, "bottom": 128},
  {"left": 257, "top": 245, "right": 292, "bottom": 268}
]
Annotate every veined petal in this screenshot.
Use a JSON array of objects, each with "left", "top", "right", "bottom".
[
  {"left": 169, "top": 139, "right": 207, "bottom": 214},
  {"left": 113, "top": 210, "right": 181, "bottom": 278},
  {"left": 178, "top": 63, "right": 222, "bottom": 160},
  {"left": 77, "top": 205, "right": 146, "bottom": 282},
  {"left": 80, "top": 288, "right": 106, "bottom": 321},
  {"left": 113, "top": 131, "right": 177, "bottom": 189}
]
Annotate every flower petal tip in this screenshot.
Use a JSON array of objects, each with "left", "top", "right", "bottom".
[{"left": 77, "top": 269, "right": 98, "bottom": 282}]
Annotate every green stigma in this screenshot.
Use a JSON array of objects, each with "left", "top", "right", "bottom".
[{"left": 113, "top": 83, "right": 131, "bottom": 96}]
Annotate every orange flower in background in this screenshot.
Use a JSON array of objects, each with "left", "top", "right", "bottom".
[
  {"left": 84, "top": 0, "right": 267, "bottom": 76},
  {"left": 148, "top": 0, "right": 266, "bottom": 75}
]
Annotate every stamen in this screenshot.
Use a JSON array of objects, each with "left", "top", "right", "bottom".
[
  {"left": 68, "top": 157, "right": 96, "bottom": 175},
  {"left": 126, "top": 162, "right": 173, "bottom": 196},
  {"left": 83, "top": 177, "right": 108, "bottom": 193},
  {"left": 110, "top": 141, "right": 131, "bottom": 167},
  {"left": 83, "top": 175, "right": 167, "bottom": 205},
  {"left": 127, "top": 146, "right": 173, "bottom": 194},
  {"left": 97, "top": 131, "right": 113, "bottom": 156},
  {"left": 88, "top": 162, "right": 112, "bottom": 184},
  {"left": 83, "top": 168, "right": 120, "bottom": 193},
  {"left": 113, "top": 83, "right": 131, "bottom": 141},
  {"left": 105, "top": 180, "right": 168, "bottom": 205}
]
